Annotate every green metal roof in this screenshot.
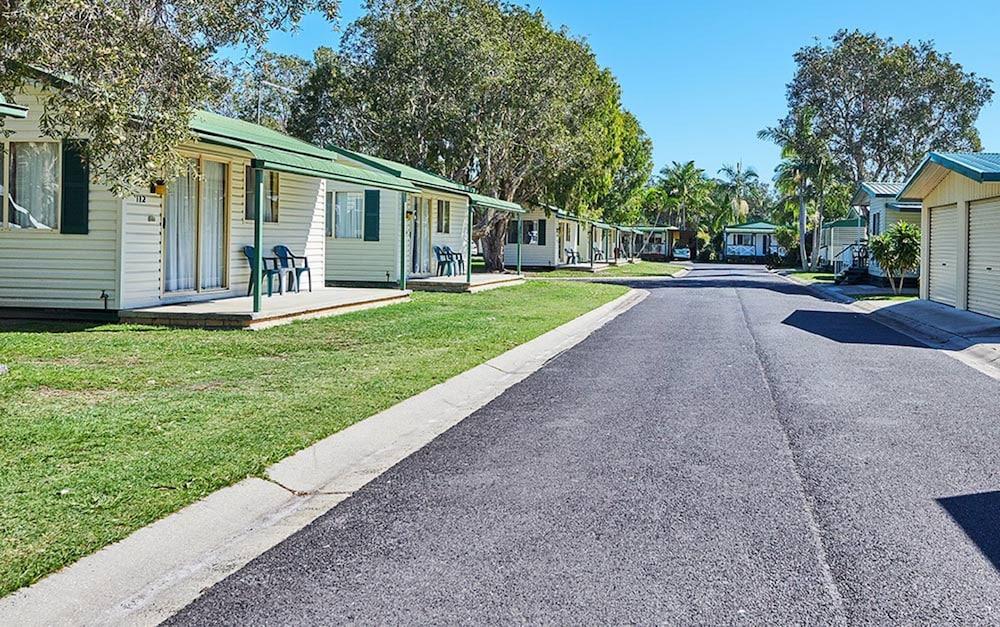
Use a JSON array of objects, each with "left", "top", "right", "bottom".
[
  {"left": 469, "top": 192, "right": 524, "bottom": 214},
  {"left": 852, "top": 181, "right": 905, "bottom": 206},
  {"left": 190, "top": 111, "right": 418, "bottom": 193},
  {"left": 0, "top": 95, "right": 27, "bottom": 119},
  {"left": 590, "top": 220, "right": 612, "bottom": 229},
  {"left": 724, "top": 220, "right": 778, "bottom": 233},
  {"left": 899, "top": 152, "right": 1000, "bottom": 201},
  {"left": 329, "top": 147, "right": 472, "bottom": 195},
  {"left": 821, "top": 217, "right": 865, "bottom": 230}
]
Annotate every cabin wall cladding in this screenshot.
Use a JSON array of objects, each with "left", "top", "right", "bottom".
[
  {"left": 325, "top": 181, "right": 402, "bottom": 284},
  {"left": 504, "top": 208, "right": 558, "bottom": 267},
  {"left": 0, "top": 91, "right": 122, "bottom": 310}
]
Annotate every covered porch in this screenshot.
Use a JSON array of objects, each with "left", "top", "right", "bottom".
[{"left": 119, "top": 287, "right": 410, "bottom": 330}]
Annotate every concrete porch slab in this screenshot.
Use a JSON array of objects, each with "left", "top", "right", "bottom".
[
  {"left": 408, "top": 273, "right": 524, "bottom": 293},
  {"left": 119, "top": 287, "right": 411, "bottom": 330}
]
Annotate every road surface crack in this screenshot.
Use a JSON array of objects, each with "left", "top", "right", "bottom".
[{"left": 735, "top": 287, "right": 848, "bottom": 625}]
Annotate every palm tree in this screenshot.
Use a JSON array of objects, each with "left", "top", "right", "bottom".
[
  {"left": 718, "top": 162, "right": 759, "bottom": 222},
  {"left": 759, "top": 108, "right": 826, "bottom": 270},
  {"left": 657, "top": 160, "right": 707, "bottom": 230}
]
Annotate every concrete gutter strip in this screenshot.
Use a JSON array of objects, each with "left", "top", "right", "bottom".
[{"left": 0, "top": 288, "right": 647, "bottom": 627}]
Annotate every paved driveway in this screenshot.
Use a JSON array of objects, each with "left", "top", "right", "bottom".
[{"left": 169, "top": 264, "right": 1000, "bottom": 625}]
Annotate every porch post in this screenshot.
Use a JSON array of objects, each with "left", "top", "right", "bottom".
[
  {"left": 576, "top": 222, "right": 581, "bottom": 263},
  {"left": 399, "top": 192, "right": 407, "bottom": 290},
  {"left": 590, "top": 224, "right": 594, "bottom": 268},
  {"left": 252, "top": 167, "right": 264, "bottom": 313},
  {"left": 516, "top": 213, "right": 522, "bottom": 275},
  {"left": 466, "top": 204, "right": 473, "bottom": 283}
]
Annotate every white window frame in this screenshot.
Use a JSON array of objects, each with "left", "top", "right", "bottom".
[
  {"left": 243, "top": 167, "right": 279, "bottom": 223},
  {"left": 1, "top": 139, "right": 62, "bottom": 233},
  {"left": 333, "top": 190, "right": 364, "bottom": 239},
  {"left": 436, "top": 199, "right": 451, "bottom": 234}
]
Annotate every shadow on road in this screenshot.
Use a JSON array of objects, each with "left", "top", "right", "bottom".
[
  {"left": 938, "top": 492, "right": 1000, "bottom": 573},
  {"left": 781, "top": 310, "right": 928, "bottom": 348}
]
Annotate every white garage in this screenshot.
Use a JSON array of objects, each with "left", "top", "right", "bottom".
[
  {"left": 967, "top": 198, "right": 1000, "bottom": 318},
  {"left": 928, "top": 205, "right": 958, "bottom": 306},
  {"left": 898, "top": 152, "right": 1000, "bottom": 317}
]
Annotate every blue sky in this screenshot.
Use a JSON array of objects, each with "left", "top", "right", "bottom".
[{"left": 258, "top": 0, "right": 1000, "bottom": 185}]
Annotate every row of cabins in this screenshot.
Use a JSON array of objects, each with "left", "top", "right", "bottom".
[
  {"left": 499, "top": 205, "right": 676, "bottom": 269},
  {"left": 0, "top": 85, "right": 530, "bottom": 328}
]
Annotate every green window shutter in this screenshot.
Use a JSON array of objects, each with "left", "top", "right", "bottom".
[
  {"left": 60, "top": 140, "right": 89, "bottom": 234},
  {"left": 363, "top": 189, "right": 380, "bottom": 241},
  {"left": 538, "top": 219, "right": 547, "bottom": 246},
  {"left": 507, "top": 220, "right": 518, "bottom": 244}
]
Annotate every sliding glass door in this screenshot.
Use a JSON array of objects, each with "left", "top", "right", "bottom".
[
  {"left": 163, "top": 160, "right": 198, "bottom": 293},
  {"left": 163, "top": 158, "right": 228, "bottom": 294},
  {"left": 200, "top": 162, "right": 227, "bottom": 289}
]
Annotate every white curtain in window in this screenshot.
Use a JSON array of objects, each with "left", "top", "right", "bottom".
[
  {"left": 335, "top": 192, "right": 363, "bottom": 238},
  {"left": 164, "top": 162, "right": 198, "bottom": 292},
  {"left": 9, "top": 142, "right": 59, "bottom": 230},
  {"left": 200, "top": 162, "right": 226, "bottom": 289}
]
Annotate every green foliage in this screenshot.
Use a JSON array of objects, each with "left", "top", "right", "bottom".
[
  {"left": 214, "top": 51, "right": 314, "bottom": 132},
  {"left": 286, "top": 0, "right": 648, "bottom": 269},
  {"left": 786, "top": 29, "right": 993, "bottom": 184},
  {"left": 0, "top": 0, "right": 338, "bottom": 194},
  {"left": 869, "top": 221, "right": 921, "bottom": 294},
  {"left": 774, "top": 225, "right": 798, "bottom": 253},
  {"left": 0, "top": 281, "right": 626, "bottom": 596}
]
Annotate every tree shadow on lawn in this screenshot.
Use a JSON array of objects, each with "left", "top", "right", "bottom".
[
  {"left": 938, "top": 491, "right": 1000, "bottom": 574},
  {"left": 781, "top": 309, "right": 929, "bottom": 348}
]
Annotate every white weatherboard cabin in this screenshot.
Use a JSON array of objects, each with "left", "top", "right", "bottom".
[
  {"left": 852, "top": 181, "right": 921, "bottom": 281},
  {"left": 634, "top": 225, "right": 679, "bottom": 259},
  {"left": 502, "top": 205, "right": 584, "bottom": 269},
  {"left": 327, "top": 148, "right": 525, "bottom": 292},
  {"left": 898, "top": 152, "right": 1000, "bottom": 318},
  {"left": 0, "top": 86, "right": 415, "bottom": 327},
  {"left": 817, "top": 215, "right": 866, "bottom": 271},
  {"left": 723, "top": 221, "right": 779, "bottom": 261}
]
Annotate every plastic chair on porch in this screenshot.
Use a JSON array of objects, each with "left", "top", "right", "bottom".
[
  {"left": 242, "top": 246, "right": 283, "bottom": 297},
  {"left": 442, "top": 246, "right": 465, "bottom": 274},
  {"left": 433, "top": 246, "right": 455, "bottom": 276},
  {"left": 273, "top": 245, "right": 313, "bottom": 293}
]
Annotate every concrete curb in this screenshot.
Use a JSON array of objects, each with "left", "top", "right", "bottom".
[{"left": 0, "top": 288, "right": 648, "bottom": 627}]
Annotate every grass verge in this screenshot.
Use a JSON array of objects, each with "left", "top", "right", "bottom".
[
  {"left": 786, "top": 271, "right": 836, "bottom": 284},
  {"left": 0, "top": 281, "right": 627, "bottom": 597},
  {"left": 528, "top": 261, "right": 684, "bottom": 279},
  {"left": 850, "top": 294, "right": 917, "bottom": 302}
]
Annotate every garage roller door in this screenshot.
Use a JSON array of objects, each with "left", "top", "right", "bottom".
[
  {"left": 929, "top": 204, "right": 958, "bottom": 307},
  {"left": 968, "top": 198, "right": 1000, "bottom": 318}
]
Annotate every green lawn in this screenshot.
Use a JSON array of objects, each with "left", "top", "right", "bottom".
[
  {"left": 0, "top": 281, "right": 627, "bottom": 597},
  {"left": 786, "top": 271, "right": 836, "bottom": 284},
  {"left": 527, "top": 261, "right": 685, "bottom": 279}
]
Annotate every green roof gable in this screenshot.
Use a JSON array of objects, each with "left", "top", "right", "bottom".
[{"left": 724, "top": 220, "right": 778, "bottom": 233}]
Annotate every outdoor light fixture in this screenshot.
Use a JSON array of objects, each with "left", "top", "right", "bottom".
[{"left": 149, "top": 179, "right": 166, "bottom": 195}]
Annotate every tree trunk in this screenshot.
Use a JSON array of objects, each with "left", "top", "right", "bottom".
[
  {"left": 809, "top": 172, "right": 826, "bottom": 272},
  {"left": 478, "top": 212, "right": 511, "bottom": 273},
  {"left": 798, "top": 184, "right": 808, "bottom": 271}
]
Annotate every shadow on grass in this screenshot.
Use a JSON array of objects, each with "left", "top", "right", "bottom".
[{"left": 938, "top": 492, "right": 1000, "bottom": 573}]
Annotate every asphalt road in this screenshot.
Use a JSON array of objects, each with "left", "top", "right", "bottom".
[{"left": 168, "top": 264, "right": 1000, "bottom": 625}]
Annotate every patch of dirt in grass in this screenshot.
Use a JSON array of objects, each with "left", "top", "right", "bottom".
[{"left": 34, "top": 386, "right": 114, "bottom": 404}]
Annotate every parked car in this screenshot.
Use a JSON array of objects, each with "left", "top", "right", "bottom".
[{"left": 672, "top": 247, "right": 691, "bottom": 260}]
